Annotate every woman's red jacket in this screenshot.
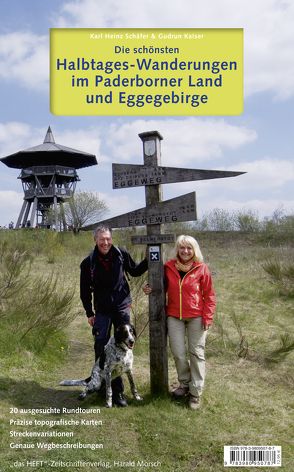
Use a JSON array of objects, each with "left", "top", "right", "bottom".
[{"left": 164, "top": 259, "right": 216, "bottom": 326}]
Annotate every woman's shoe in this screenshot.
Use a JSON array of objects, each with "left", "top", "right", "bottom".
[{"left": 188, "top": 395, "right": 201, "bottom": 410}]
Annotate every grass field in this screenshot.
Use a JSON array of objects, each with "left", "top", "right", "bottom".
[{"left": 0, "top": 229, "right": 293, "bottom": 472}]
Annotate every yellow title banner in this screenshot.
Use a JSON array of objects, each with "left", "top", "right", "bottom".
[{"left": 50, "top": 28, "right": 243, "bottom": 116}]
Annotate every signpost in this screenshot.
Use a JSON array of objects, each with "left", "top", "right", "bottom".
[
  {"left": 140, "top": 131, "right": 168, "bottom": 395},
  {"left": 84, "top": 192, "right": 196, "bottom": 230},
  {"left": 84, "top": 130, "right": 245, "bottom": 395},
  {"left": 131, "top": 234, "right": 175, "bottom": 245},
  {"left": 112, "top": 163, "right": 243, "bottom": 189}
]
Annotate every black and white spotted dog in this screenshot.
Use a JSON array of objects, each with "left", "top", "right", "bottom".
[{"left": 60, "top": 324, "right": 142, "bottom": 408}]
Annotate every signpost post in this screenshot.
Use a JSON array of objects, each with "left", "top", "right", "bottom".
[
  {"left": 84, "top": 131, "right": 245, "bottom": 395},
  {"left": 139, "top": 131, "right": 168, "bottom": 395}
]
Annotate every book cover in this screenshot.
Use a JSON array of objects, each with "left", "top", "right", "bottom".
[{"left": 0, "top": 1, "right": 293, "bottom": 471}]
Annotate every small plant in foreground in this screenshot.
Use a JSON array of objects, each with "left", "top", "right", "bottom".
[
  {"left": 262, "top": 258, "right": 294, "bottom": 297},
  {"left": 0, "top": 244, "right": 76, "bottom": 355}
]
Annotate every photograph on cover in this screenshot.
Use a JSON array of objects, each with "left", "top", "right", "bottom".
[{"left": 0, "top": 1, "right": 293, "bottom": 471}]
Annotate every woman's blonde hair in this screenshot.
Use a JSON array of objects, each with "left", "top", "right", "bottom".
[{"left": 174, "top": 235, "right": 204, "bottom": 262}]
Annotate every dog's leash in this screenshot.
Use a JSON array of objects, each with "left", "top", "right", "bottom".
[{"left": 135, "top": 319, "right": 149, "bottom": 340}]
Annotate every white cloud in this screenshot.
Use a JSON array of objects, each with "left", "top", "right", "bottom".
[
  {"left": 53, "top": 0, "right": 294, "bottom": 100},
  {"left": 51, "top": 127, "right": 108, "bottom": 161},
  {"left": 0, "top": 122, "right": 42, "bottom": 156},
  {"left": 105, "top": 118, "right": 256, "bottom": 165},
  {"left": 0, "top": 118, "right": 254, "bottom": 170},
  {"left": 99, "top": 191, "right": 145, "bottom": 218},
  {"left": 0, "top": 32, "right": 48, "bottom": 91},
  {"left": 0, "top": 191, "right": 23, "bottom": 227},
  {"left": 0, "top": 122, "right": 103, "bottom": 161},
  {"left": 1, "top": 1, "right": 293, "bottom": 98},
  {"left": 228, "top": 158, "right": 294, "bottom": 189},
  {"left": 165, "top": 157, "right": 294, "bottom": 197},
  {"left": 197, "top": 197, "right": 294, "bottom": 219},
  {"left": 156, "top": 156, "right": 294, "bottom": 219}
]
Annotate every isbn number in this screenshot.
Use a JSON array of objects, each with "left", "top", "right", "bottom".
[{"left": 224, "top": 446, "right": 281, "bottom": 467}]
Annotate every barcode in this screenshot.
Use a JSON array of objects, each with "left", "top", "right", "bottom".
[{"left": 224, "top": 446, "right": 281, "bottom": 467}]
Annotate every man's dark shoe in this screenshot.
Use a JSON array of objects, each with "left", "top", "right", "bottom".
[{"left": 113, "top": 393, "right": 128, "bottom": 407}]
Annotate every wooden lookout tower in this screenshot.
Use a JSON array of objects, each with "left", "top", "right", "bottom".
[{"left": 0, "top": 127, "right": 97, "bottom": 229}]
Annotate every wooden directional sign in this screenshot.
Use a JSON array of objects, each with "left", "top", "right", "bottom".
[
  {"left": 112, "top": 163, "right": 244, "bottom": 189},
  {"left": 131, "top": 234, "right": 175, "bottom": 245},
  {"left": 83, "top": 192, "right": 196, "bottom": 231}
]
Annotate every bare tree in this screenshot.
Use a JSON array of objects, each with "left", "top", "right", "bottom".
[{"left": 64, "top": 191, "right": 109, "bottom": 232}]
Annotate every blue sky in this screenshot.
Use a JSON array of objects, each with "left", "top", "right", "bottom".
[{"left": 0, "top": 0, "right": 293, "bottom": 227}]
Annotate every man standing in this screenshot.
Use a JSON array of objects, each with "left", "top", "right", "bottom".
[{"left": 80, "top": 225, "right": 148, "bottom": 407}]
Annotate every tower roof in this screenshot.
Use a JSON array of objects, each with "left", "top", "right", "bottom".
[{"left": 0, "top": 127, "right": 98, "bottom": 169}]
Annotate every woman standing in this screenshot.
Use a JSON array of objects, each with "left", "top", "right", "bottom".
[{"left": 145, "top": 235, "right": 216, "bottom": 410}]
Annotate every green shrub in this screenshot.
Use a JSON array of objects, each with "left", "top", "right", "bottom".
[
  {"left": 264, "top": 334, "right": 294, "bottom": 365},
  {"left": 0, "top": 242, "right": 32, "bottom": 301},
  {"left": 0, "top": 243, "right": 76, "bottom": 356},
  {"left": 262, "top": 259, "right": 294, "bottom": 297},
  {"left": 233, "top": 209, "right": 261, "bottom": 232}
]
